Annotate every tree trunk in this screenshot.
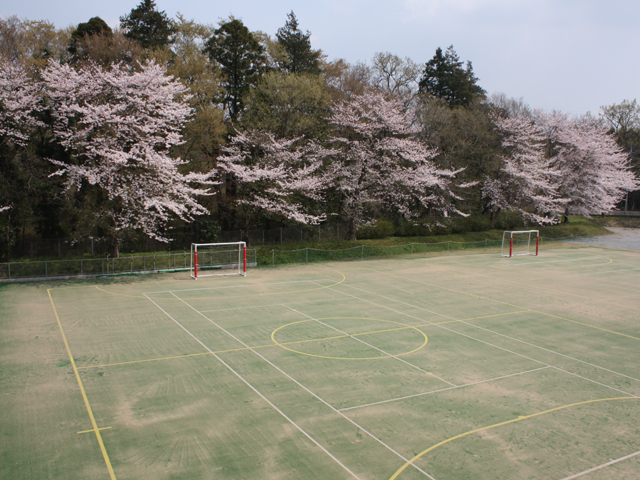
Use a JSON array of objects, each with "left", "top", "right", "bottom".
[{"left": 347, "top": 217, "right": 357, "bottom": 241}]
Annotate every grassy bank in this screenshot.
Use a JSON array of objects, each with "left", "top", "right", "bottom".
[{"left": 252, "top": 215, "right": 611, "bottom": 257}]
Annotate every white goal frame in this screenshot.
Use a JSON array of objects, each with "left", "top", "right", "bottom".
[
  {"left": 190, "top": 242, "right": 247, "bottom": 279},
  {"left": 501, "top": 230, "right": 539, "bottom": 258}
]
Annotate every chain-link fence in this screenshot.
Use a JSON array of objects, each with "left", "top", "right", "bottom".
[
  {"left": 7, "top": 223, "right": 352, "bottom": 260},
  {"left": 1, "top": 235, "right": 583, "bottom": 282},
  {"left": 0, "top": 250, "right": 258, "bottom": 281}
]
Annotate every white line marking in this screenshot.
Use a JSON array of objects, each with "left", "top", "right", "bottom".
[
  {"left": 143, "top": 293, "right": 362, "bottom": 480},
  {"left": 343, "top": 282, "right": 640, "bottom": 385},
  {"left": 168, "top": 292, "right": 438, "bottom": 480},
  {"left": 145, "top": 278, "right": 335, "bottom": 294},
  {"left": 284, "top": 304, "right": 456, "bottom": 387},
  {"left": 340, "top": 367, "right": 550, "bottom": 411},
  {"left": 199, "top": 296, "right": 356, "bottom": 314},
  {"left": 558, "top": 449, "right": 640, "bottom": 480},
  {"left": 498, "top": 256, "right": 605, "bottom": 267},
  {"left": 323, "top": 283, "right": 638, "bottom": 398}
]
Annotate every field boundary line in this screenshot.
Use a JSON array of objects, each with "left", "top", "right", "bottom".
[
  {"left": 165, "top": 290, "right": 439, "bottom": 480},
  {"left": 199, "top": 296, "right": 356, "bottom": 313},
  {"left": 144, "top": 278, "right": 331, "bottom": 294},
  {"left": 389, "top": 396, "right": 639, "bottom": 480},
  {"left": 498, "top": 256, "right": 611, "bottom": 267},
  {"left": 94, "top": 286, "right": 145, "bottom": 298},
  {"left": 47, "top": 289, "right": 117, "bottom": 480},
  {"left": 144, "top": 275, "right": 346, "bottom": 299},
  {"left": 558, "top": 449, "right": 640, "bottom": 480},
  {"left": 143, "top": 293, "right": 362, "bottom": 480},
  {"left": 325, "top": 281, "right": 638, "bottom": 397},
  {"left": 365, "top": 268, "right": 640, "bottom": 342},
  {"left": 339, "top": 366, "right": 550, "bottom": 411}
]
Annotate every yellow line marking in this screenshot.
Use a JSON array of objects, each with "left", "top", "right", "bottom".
[
  {"left": 389, "top": 396, "right": 639, "bottom": 480},
  {"left": 271, "top": 317, "right": 429, "bottom": 360},
  {"left": 78, "top": 352, "right": 213, "bottom": 369},
  {"left": 367, "top": 269, "right": 640, "bottom": 342},
  {"left": 94, "top": 286, "right": 145, "bottom": 298},
  {"left": 78, "top": 427, "right": 112, "bottom": 434},
  {"left": 47, "top": 289, "right": 117, "bottom": 480},
  {"left": 78, "top": 311, "right": 528, "bottom": 370}
]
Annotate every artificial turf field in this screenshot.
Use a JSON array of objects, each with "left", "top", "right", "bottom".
[{"left": 1, "top": 245, "right": 640, "bottom": 480}]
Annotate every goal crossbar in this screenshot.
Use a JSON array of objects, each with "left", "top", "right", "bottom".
[
  {"left": 190, "top": 242, "right": 247, "bottom": 279},
  {"left": 501, "top": 230, "right": 539, "bottom": 258}
]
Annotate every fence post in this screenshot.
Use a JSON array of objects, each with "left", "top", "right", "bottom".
[
  {"left": 272, "top": 249, "right": 275, "bottom": 266},
  {"left": 361, "top": 245, "right": 364, "bottom": 259},
  {"left": 8, "top": 262, "right": 10, "bottom": 279},
  {"left": 81, "top": 259, "right": 83, "bottom": 275},
  {"left": 306, "top": 248, "right": 308, "bottom": 263},
  {"left": 45, "top": 261, "right": 48, "bottom": 277},
  {"left": 485, "top": 239, "right": 487, "bottom": 253}
]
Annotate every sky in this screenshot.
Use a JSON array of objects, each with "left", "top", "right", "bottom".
[{"left": 2, "top": 0, "right": 638, "bottom": 116}]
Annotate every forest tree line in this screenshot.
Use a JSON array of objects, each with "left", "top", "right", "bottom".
[{"left": 1, "top": 0, "right": 639, "bottom": 259}]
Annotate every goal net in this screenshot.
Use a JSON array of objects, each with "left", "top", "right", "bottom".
[
  {"left": 501, "top": 230, "right": 539, "bottom": 257},
  {"left": 190, "top": 242, "right": 247, "bottom": 279}
]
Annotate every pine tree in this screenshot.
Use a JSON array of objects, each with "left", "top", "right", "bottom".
[
  {"left": 276, "top": 11, "right": 321, "bottom": 75},
  {"left": 418, "top": 46, "right": 485, "bottom": 108},
  {"left": 120, "top": 0, "right": 174, "bottom": 50},
  {"left": 204, "top": 18, "right": 266, "bottom": 123}
]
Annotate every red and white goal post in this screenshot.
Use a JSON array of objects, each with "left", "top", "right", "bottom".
[
  {"left": 501, "top": 230, "right": 540, "bottom": 258},
  {"left": 190, "top": 242, "right": 247, "bottom": 279}
]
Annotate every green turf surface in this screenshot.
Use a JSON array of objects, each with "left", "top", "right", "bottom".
[{"left": 2, "top": 245, "right": 640, "bottom": 479}]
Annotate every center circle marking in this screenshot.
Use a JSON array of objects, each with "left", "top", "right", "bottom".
[{"left": 270, "top": 317, "right": 428, "bottom": 360}]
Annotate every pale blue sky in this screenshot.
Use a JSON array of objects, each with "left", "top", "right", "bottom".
[{"left": 2, "top": 0, "right": 638, "bottom": 116}]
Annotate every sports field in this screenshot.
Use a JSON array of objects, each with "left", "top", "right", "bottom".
[{"left": 2, "top": 245, "right": 640, "bottom": 479}]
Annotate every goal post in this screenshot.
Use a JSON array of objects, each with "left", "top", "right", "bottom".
[
  {"left": 501, "top": 230, "right": 539, "bottom": 258},
  {"left": 190, "top": 242, "right": 247, "bottom": 279}
]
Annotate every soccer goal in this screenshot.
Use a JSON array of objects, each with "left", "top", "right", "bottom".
[
  {"left": 190, "top": 242, "right": 247, "bottom": 279},
  {"left": 501, "top": 230, "right": 539, "bottom": 257}
]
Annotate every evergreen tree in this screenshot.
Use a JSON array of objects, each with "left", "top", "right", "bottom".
[
  {"left": 68, "top": 17, "right": 112, "bottom": 56},
  {"left": 418, "top": 46, "right": 485, "bottom": 108},
  {"left": 276, "top": 11, "right": 321, "bottom": 75},
  {"left": 204, "top": 18, "right": 266, "bottom": 123},
  {"left": 120, "top": 0, "right": 174, "bottom": 50}
]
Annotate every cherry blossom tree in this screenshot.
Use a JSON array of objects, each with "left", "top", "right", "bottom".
[
  {"left": 0, "top": 61, "right": 42, "bottom": 147},
  {"left": 317, "top": 91, "right": 467, "bottom": 239},
  {"left": 41, "top": 59, "right": 210, "bottom": 255},
  {"left": 0, "top": 61, "right": 44, "bottom": 255},
  {"left": 540, "top": 112, "right": 638, "bottom": 216},
  {"left": 485, "top": 110, "right": 638, "bottom": 225},
  {"left": 483, "top": 113, "right": 567, "bottom": 225},
  {"left": 217, "top": 129, "right": 326, "bottom": 232}
]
